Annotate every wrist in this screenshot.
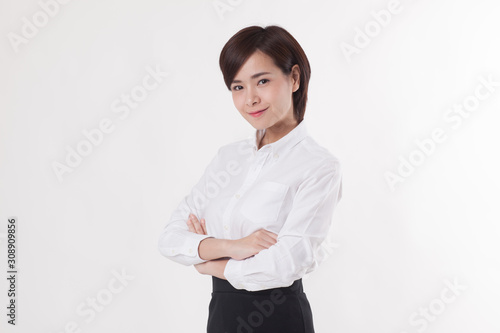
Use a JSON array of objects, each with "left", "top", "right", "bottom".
[
  {"left": 223, "top": 239, "right": 236, "bottom": 258},
  {"left": 199, "top": 237, "right": 235, "bottom": 261}
]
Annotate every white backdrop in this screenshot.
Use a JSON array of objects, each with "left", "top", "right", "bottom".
[{"left": 1, "top": 0, "right": 499, "bottom": 332}]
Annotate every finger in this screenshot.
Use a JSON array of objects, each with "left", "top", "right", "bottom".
[
  {"left": 258, "top": 228, "right": 278, "bottom": 238},
  {"left": 263, "top": 230, "right": 278, "bottom": 242},
  {"left": 260, "top": 238, "right": 276, "bottom": 249},
  {"left": 190, "top": 214, "right": 204, "bottom": 234},
  {"left": 251, "top": 229, "right": 277, "bottom": 248},
  {"left": 200, "top": 218, "right": 207, "bottom": 235},
  {"left": 186, "top": 219, "right": 196, "bottom": 233},
  {"left": 187, "top": 214, "right": 203, "bottom": 234},
  {"left": 262, "top": 233, "right": 279, "bottom": 247},
  {"left": 188, "top": 214, "right": 200, "bottom": 233}
]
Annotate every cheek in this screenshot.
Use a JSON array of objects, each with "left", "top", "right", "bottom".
[
  {"left": 261, "top": 86, "right": 279, "bottom": 104},
  {"left": 270, "top": 84, "right": 291, "bottom": 109},
  {"left": 232, "top": 94, "right": 244, "bottom": 111}
]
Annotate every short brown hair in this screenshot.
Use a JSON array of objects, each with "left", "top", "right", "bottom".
[{"left": 219, "top": 25, "right": 311, "bottom": 123}]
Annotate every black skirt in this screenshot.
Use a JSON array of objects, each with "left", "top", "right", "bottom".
[{"left": 207, "top": 276, "right": 315, "bottom": 333}]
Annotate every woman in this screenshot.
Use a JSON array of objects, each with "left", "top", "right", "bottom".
[{"left": 158, "top": 25, "right": 343, "bottom": 333}]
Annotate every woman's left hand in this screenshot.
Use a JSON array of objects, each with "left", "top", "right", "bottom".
[
  {"left": 188, "top": 214, "right": 227, "bottom": 279},
  {"left": 194, "top": 261, "right": 207, "bottom": 274},
  {"left": 194, "top": 259, "right": 229, "bottom": 279},
  {"left": 186, "top": 213, "right": 207, "bottom": 235},
  {"left": 188, "top": 213, "right": 209, "bottom": 274}
]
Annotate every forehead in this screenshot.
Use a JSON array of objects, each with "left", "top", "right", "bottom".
[{"left": 233, "top": 51, "right": 279, "bottom": 79}]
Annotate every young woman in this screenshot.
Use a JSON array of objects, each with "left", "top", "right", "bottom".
[{"left": 158, "top": 25, "right": 343, "bottom": 333}]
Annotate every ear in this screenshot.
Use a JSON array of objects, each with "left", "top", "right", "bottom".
[{"left": 290, "top": 64, "right": 300, "bottom": 93}]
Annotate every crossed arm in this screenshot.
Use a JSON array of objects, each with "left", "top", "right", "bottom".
[{"left": 185, "top": 213, "right": 278, "bottom": 280}]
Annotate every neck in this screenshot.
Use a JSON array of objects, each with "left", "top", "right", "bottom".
[{"left": 259, "top": 118, "right": 298, "bottom": 149}]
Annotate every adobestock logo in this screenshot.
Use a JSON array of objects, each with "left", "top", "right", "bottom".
[
  {"left": 52, "top": 65, "right": 168, "bottom": 183},
  {"left": 212, "top": 0, "right": 244, "bottom": 20},
  {"left": 303, "top": 230, "right": 341, "bottom": 282},
  {"left": 180, "top": 140, "right": 255, "bottom": 218},
  {"left": 340, "top": 0, "right": 403, "bottom": 63},
  {"left": 385, "top": 74, "right": 499, "bottom": 191},
  {"left": 191, "top": 160, "right": 243, "bottom": 205},
  {"left": 51, "top": 268, "right": 135, "bottom": 333},
  {"left": 7, "top": 0, "right": 73, "bottom": 53},
  {"left": 399, "top": 277, "right": 467, "bottom": 333},
  {"left": 227, "top": 284, "right": 304, "bottom": 333}
]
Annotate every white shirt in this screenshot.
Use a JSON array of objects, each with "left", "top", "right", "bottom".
[{"left": 158, "top": 118, "right": 343, "bottom": 291}]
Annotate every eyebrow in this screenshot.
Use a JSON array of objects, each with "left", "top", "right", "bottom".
[{"left": 231, "top": 72, "right": 272, "bottom": 84}]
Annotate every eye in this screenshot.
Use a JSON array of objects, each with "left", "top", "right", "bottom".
[
  {"left": 258, "top": 79, "right": 269, "bottom": 85},
  {"left": 232, "top": 85, "right": 243, "bottom": 91}
]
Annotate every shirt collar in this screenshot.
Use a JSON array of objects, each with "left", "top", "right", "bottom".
[{"left": 247, "top": 118, "right": 309, "bottom": 156}]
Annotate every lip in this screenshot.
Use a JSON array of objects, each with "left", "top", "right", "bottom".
[{"left": 248, "top": 107, "right": 268, "bottom": 118}]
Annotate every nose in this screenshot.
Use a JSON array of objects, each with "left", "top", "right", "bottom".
[{"left": 245, "top": 87, "right": 260, "bottom": 107}]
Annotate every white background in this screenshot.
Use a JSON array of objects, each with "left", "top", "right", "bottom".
[{"left": 1, "top": 0, "right": 500, "bottom": 332}]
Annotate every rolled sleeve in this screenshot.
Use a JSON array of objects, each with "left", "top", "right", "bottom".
[
  {"left": 158, "top": 148, "right": 221, "bottom": 266},
  {"left": 224, "top": 159, "right": 343, "bottom": 291}
]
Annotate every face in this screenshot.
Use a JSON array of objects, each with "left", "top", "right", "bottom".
[{"left": 230, "top": 50, "right": 300, "bottom": 130}]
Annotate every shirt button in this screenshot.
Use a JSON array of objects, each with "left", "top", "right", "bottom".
[
  {"left": 235, "top": 193, "right": 240, "bottom": 199},
  {"left": 171, "top": 249, "right": 175, "bottom": 254},
  {"left": 273, "top": 153, "right": 279, "bottom": 159},
  {"left": 188, "top": 248, "right": 193, "bottom": 253},
  {"left": 224, "top": 225, "right": 229, "bottom": 230}
]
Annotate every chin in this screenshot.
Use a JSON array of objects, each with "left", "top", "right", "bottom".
[
  {"left": 249, "top": 123, "right": 266, "bottom": 131},
  {"left": 248, "top": 119, "right": 269, "bottom": 130},
  {"left": 242, "top": 115, "right": 266, "bottom": 130}
]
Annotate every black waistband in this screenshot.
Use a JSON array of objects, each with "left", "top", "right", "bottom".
[{"left": 212, "top": 276, "right": 304, "bottom": 295}]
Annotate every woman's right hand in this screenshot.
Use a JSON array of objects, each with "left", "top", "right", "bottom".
[{"left": 229, "top": 229, "right": 279, "bottom": 260}]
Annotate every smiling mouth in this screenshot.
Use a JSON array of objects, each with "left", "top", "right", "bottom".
[{"left": 248, "top": 107, "right": 268, "bottom": 118}]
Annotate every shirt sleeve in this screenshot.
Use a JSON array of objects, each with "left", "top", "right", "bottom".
[
  {"left": 157, "top": 147, "right": 221, "bottom": 266},
  {"left": 223, "top": 159, "right": 343, "bottom": 291}
]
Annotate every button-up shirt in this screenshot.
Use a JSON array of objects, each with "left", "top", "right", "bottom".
[{"left": 158, "top": 118, "right": 343, "bottom": 291}]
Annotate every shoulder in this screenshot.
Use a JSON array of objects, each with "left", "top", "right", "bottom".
[{"left": 296, "top": 136, "right": 342, "bottom": 176}]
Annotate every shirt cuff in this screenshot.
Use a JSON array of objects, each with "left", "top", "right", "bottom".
[
  {"left": 224, "top": 258, "right": 280, "bottom": 291},
  {"left": 187, "top": 233, "right": 214, "bottom": 265},
  {"left": 223, "top": 258, "right": 245, "bottom": 289}
]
